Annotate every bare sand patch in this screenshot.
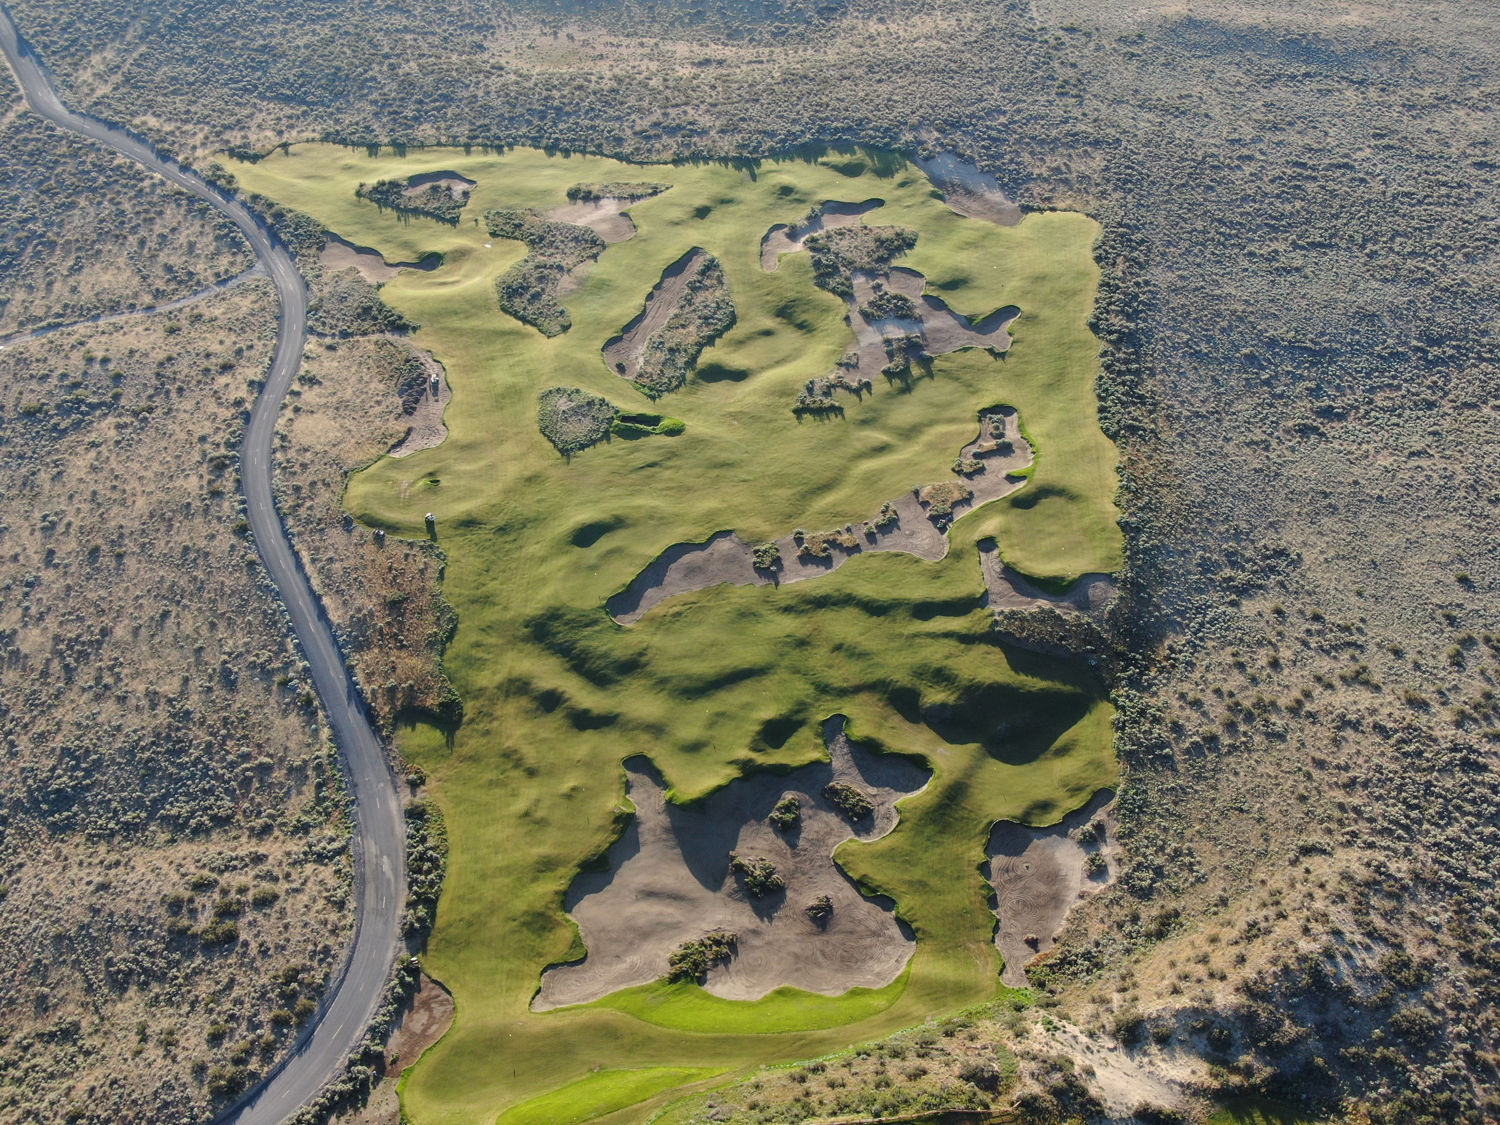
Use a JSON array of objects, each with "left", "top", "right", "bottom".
[
  {"left": 601, "top": 246, "right": 734, "bottom": 397},
  {"left": 913, "top": 154, "right": 1023, "bottom": 226},
  {"left": 607, "top": 408, "right": 1032, "bottom": 624},
  {"left": 401, "top": 170, "right": 476, "bottom": 199},
  {"left": 760, "top": 199, "right": 885, "bottom": 272},
  {"left": 543, "top": 197, "right": 639, "bottom": 244},
  {"left": 533, "top": 716, "right": 929, "bottom": 1010},
  {"left": 986, "top": 789, "right": 1117, "bottom": 988},
  {"left": 977, "top": 542, "right": 1117, "bottom": 618},
  {"left": 846, "top": 270, "right": 1018, "bottom": 376},
  {"left": 389, "top": 350, "right": 451, "bottom": 458},
  {"left": 319, "top": 233, "right": 439, "bottom": 284}
]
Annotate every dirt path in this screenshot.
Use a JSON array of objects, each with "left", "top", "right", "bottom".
[
  {"left": 760, "top": 199, "right": 885, "bottom": 271},
  {"left": 533, "top": 716, "right": 929, "bottom": 1009},
  {"left": 0, "top": 262, "right": 266, "bottom": 348},
  {"left": 986, "top": 790, "right": 1116, "bottom": 988},
  {"left": 318, "top": 233, "right": 439, "bottom": 284},
  {"left": 601, "top": 246, "right": 706, "bottom": 382},
  {"left": 977, "top": 542, "right": 1117, "bottom": 617},
  {"left": 607, "top": 407, "right": 1033, "bottom": 624}
]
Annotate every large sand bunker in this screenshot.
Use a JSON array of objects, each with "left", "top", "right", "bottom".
[
  {"left": 913, "top": 154, "right": 1023, "bottom": 226},
  {"left": 533, "top": 716, "right": 929, "bottom": 1009},
  {"left": 977, "top": 541, "right": 1117, "bottom": 618},
  {"left": 607, "top": 407, "right": 1032, "bottom": 624},
  {"left": 986, "top": 789, "right": 1116, "bottom": 987},
  {"left": 544, "top": 197, "right": 641, "bottom": 244},
  {"left": 846, "top": 267, "right": 1017, "bottom": 377},
  {"left": 402, "top": 170, "right": 476, "bottom": 199},
  {"left": 389, "top": 351, "right": 451, "bottom": 458},
  {"left": 318, "top": 233, "right": 440, "bottom": 284},
  {"left": 760, "top": 199, "right": 885, "bottom": 271}
]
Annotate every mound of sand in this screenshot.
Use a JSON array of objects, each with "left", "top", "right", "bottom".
[
  {"left": 913, "top": 154, "right": 1023, "bottom": 226},
  {"left": 533, "top": 716, "right": 929, "bottom": 1010},
  {"left": 607, "top": 407, "right": 1033, "bottom": 624},
  {"left": 318, "top": 233, "right": 440, "bottom": 284},
  {"left": 986, "top": 789, "right": 1116, "bottom": 988},
  {"left": 760, "top": 199, "right": 885, "bottom": 272},
  {"left": 977, "top": 542, "right": 1117, "bottom": 618}
]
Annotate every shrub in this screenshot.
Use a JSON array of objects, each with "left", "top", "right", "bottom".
[
  {"left": 769, "top": 795, "right": 800, "bottom": 830},
  {"left": 920, "top": 481, "right": 972, "bottom": 518},
  {"left": 537, "top": 386, "right": 617, "bottom": 454},
  {"left": 251, "top": 886, "right": 280, "bottom": 908},
  {"left": 728, "top": 852, "right": 784, "bottom": 897},
  {"left": 567, "top": 181, "right": 669, "bottom": 202},
  {"left": 804, "top": 226, "right": 918, "bottom": 297},
  {"left": 487, "top": 208, "right": 605, "bottom": 335},
  {"left": 667, "top": 930, "right": 738, "bottom": 982},
  {"left": 198, "top": 920, "right": 239, "bottom": 946},
  {"left": 805, "top": 894, "right": 834, "bottom": 925},
  {"left": 753, "top": 542, "right": 783, "bottom": 571},
  {"left": 628, "top": 251, "right": 736, "bottom": 398},
  {"left": 356, "top": 177, "right": 468, "bottom": 224},
  {"left": 823, "top": 781, "right": 874, "bottom": 820}
]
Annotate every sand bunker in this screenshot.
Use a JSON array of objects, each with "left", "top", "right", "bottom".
[
  {"left": 389, "top": 350, "right": 451, "bottom": 458},
  {"left": 533, "top": 716, "right": 929, "bottom": 1010},
  {"left": 401, "top": 170, "right": 476, "bottom": 200},
  {"left": 601, "top": 247, "right": 734, "bottom": 397},
  {"left": 760, "top": 199, "right": 885, "bottom": 272},
  {"left": 913, "top": 154, "right": 1023, "bottom": 226},
  {"left": 986, "top": 789, "right": 1116, "bottom": 988},
  {"left": 602, "top": 247, "right": 707, "bottom": 383},
  {"left": 543, "top": 197, "right": 640, "bottom": 244},
  {"left": 978, "top": 541, "right": 1116, "bottom": 618},
  {"left": 319, "top": 234, "right": 440, "bottom": 284},
  {"left": 607, "top": 407, "right": 1032, "bottom": 625},
  {"left": 846, "top": 268, "right": 1017, "bottom": 376}
]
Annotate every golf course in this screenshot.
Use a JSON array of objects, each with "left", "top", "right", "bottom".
[{"left": 230, "top": 145, "right": 1121, "bottom": 1125}]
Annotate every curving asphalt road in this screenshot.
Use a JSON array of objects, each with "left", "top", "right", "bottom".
[{"left": 0, "top": 9, "right": 407, "bottom": 1125}]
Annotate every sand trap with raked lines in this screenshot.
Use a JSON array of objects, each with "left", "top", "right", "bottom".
[
  {"left": 977, "top": 541, "right": 1117, "bottom": 618},
  {"left": 318, "top": 233, "right": 440, "bottom": 284},
  {"left": 607, "top": 406, "right": 1032, "bottom": 624},
  {"left": 533, "top": 716, "right": 929, "bottom": 1009},
  {"left": 760, "top": 199, "right": 885, "bottom": 271}
]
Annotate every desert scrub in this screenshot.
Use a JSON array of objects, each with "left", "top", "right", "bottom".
[
  {"left": 487, "top": 208, "right": 606, "bottom": 336},
  {"left": 823, "top": 781, "right": 874, "bottom": 821},
  {"left": 804, "top": 225, "right": 918, "bottom": 297},
  {"left": 567, "top": 181, "right": 669, "bottom": 202},
  {"left": 308, "top": 269, "right": 417, "bottom": 338},
  {"left": 952, "top": 456, "right": 984, "bottom": 476},
  {"left": 355, "top": 178, "right": 468, "bottom": 224},
  {"left": 402, "top": 797, "right": 449, "bottom": 941},
  {"left": 537, "top": 387, "right": 617, "bottom": 454},
  {"left": 793, "top": 371, "right": 871, "bottom": 415},
  {"left": 728, "top": 852, "right": 785, "bottom": 897},
  {"left": 874, "top": 501, "right": 899, "bottom": 529},
  {"left": 753, "top": 542, "right": 783, "bottom": 571},
  {"left": 920, "top": 481, "right": 972, "bottom": 519},
  {"left": 805, "top": 894, "right": 834, "bottom": 925},
  {"left": 859, "top": 285, "right": 918, "bottom": 321},
  {"left": 631, "top": 251, "right": 736, "bottom": 398},
  {"left": 667, "top": 930, "right": 738, "bottom": 983},
  {"left": 769, "top": 795, "right": 800, "bottom": 830}
]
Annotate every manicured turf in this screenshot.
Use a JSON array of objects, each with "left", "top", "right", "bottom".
[
  {"left": 232, "top": 145, "right": 1120, "bottom": 1125},
  {"left": 494, "top": 1068, "right": 726, "bottom": 1125}
]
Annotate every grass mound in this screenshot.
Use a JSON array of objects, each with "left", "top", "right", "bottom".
[
  {"left": 537, "top": 387, "right": 617, "bottom": 454},
  {"left": 356, "top": 178, "right": 468, "bottom": 224},
  {"left": 487, "top": 208, "right": 607, "bottom": 336}
]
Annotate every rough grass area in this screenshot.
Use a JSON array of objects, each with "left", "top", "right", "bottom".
[
  {"left": 230, "top": 144, "right": 1120, "bottom": 1125},
  {"left": 357, "top": 178, "right": 468, "bottom": 225},
  {"left": 486, "top": 208, "right": 607, "bottom": 336},
  {"left": 537, "top": 386, "right": 618, "bottom": 454},
  {"left": 568, "top": 182, "right": 670, "bottom": 203}
]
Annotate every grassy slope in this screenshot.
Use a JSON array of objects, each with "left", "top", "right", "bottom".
[{"left": 232, "top": 146, "right": 1120, "bottom": 1125}]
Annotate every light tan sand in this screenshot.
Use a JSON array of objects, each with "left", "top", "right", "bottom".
[
  {"left": 986, "top": 790, "right": 1116, "bottom": 988},
  {"left": 607, "top": 408, "right": 1033, "bottom": 625},
  {"left": 913, "top": 154, "right": 1023, "bottom": 226},
  {"left": 389, "top": 351, "right": 451, "bottom": 458},
  {"left": 760, "top": 199, "right": 886, "bottom": 271},
  {"left": 1048, "top": 1018, "right": 1186, "bottom": 1116},
  {"left": 400, "top": 170, "right": 476, "bottom": 200},
  {"left": 318, "top": 233, "right": 439, "bottom": 284},
  {"left": 846, "top": 271, "right": 1018, "bottom": 375},
  {"left": 543, "top": 197, "right": 639, "bottom": 244},
  {"left": 601, "top": 247, "right": 707, "bottom": 383},
  {"left": 977, "top": 542, "right": 1117, "bottom": 618},
  {"left": 533, "top": 716, "right": 929, "bottom": 1010}
]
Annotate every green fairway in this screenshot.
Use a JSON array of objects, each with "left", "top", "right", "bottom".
[
  {"left": 231, "top": 145, "right": 1121, "bottom": 1125},
  {"left": 493, "top": 1068, "right": 726, "bottom": 1125}
]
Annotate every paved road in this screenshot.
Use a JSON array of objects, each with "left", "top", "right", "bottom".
[{"left": 0, "top": 9, "right": 407, "bottom": 1125}]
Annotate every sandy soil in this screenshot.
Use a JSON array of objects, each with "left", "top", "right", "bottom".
[
  {"left": 977, "top": 542, "right": 1117, "bottom": 617},
  {"left": 608, "top": 408, "right": 1033, "bottom": 624},
  {"left": 401, "top": 170, "right": 476, "bottom": 199},
  {"left": 544, "top": 197, "right": 640, "bottom": 244},
  {"left": 760, "top": 199, "right": 885, "bottom": 271},
  {"left": 912, "top": 154, "right": 1023, "bottom": 226},
  {"left": 533, "top": 716, "right": 929, "bottom": 1009},
  {"left": 846, "top": 269, "right": 1017, "bottom": 374},
  {"left": 985, "top": 790, "right": 1117, "bottom": 988},
  {"left": 389, "top": 350, "right": 451, "bottom": 458},
  {"left": 601, "top": 246, "right": 707, "bottom": 383},
  {"left": 318, "top": 233, "right": 439, "bottom": 284},
  {"left": 333, "top": 973, "right": 456, "bottom": 1125},
  {"left": 1046, "top": 1018, "right": 1186, "bottom": 1117}
]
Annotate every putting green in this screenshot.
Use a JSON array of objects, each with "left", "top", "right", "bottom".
[{"left": 231, "top": 145, "right": 1120, "bottom": 1125}]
